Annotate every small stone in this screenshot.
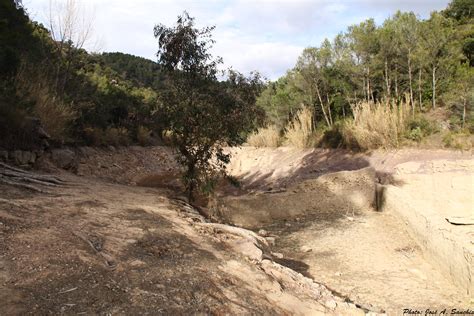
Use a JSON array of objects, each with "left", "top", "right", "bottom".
[
  {"left": 258, "top": 229, "right": 269, "bottom": 236},
  {"left": 51, "top": 149, "right": 76, "bottom": 169},
  {"left": 12, "top": 150, "right": 28, "bottom": 165},
  {"left": 300, "top": 245, "right": 312, "bottom": 253},
  {"left": 272, "top": 252, "right": 284, "bottom": 259},
  {"left": 325, "top": 299, "right": 337, "bottom": 309},
  {"left": 334, "top": 271, "right": 342, "bottom": 276},
  {"left": 265, "top": 236, "right": 276, "bottom": 246}
]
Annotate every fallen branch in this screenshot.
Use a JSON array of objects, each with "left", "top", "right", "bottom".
[
  {"left": 0, "top": 162, "right": 67, "bottom": 193},
  {"left": 0, "top": 175, "right": 45, "bottom": 193},
  {"left": 0, "top": 163, "right": 65, "bottom": 184}
]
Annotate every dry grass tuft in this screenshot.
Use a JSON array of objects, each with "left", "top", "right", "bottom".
[
  {"left": 15, "top": 66, "right": 76, "bottom": 141},
  {"left": 342, "top": 100, "right": 409, "bottom": 150},
  {"left": 284, "top": 106, "right": 315, "bottom": 148},
  {"left": 246, "top": 125, "right": 281, "bottom": 147}
]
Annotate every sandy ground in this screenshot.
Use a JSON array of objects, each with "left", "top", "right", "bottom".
[
  {"left": 0, "top": 168, "right": 368, "bottom": 315},
  {"left": 223, "top": 147, "right": 473, "bottom": 314},
  {"left": 1, "top": 145, "right": 472, "bottom": 315}
]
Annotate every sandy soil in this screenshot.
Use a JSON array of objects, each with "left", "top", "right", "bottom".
[
  {"left": 222, "top": 147, "right": 473, "bottom": 314},
  {"left": 1, "top": 145, "right": 472, "bottom": 315},
  {"left": 0, "top": 170, "right": 368, "bottom": 315}
]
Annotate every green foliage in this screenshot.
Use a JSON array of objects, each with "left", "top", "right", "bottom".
[
  {"left": 101, "top": 52, "right": 165, "bottom": 89},
  {"left": 444, "top": 0, "right": 474, "bottom": 22},
  {"left": 255, "top": 0, "right": 472, "bottom": 147},
  {"left": 0, "top": 0, "right": 167, "bottom": 149},
  {"left": 405, "top": 116, "right": 439, "bottom": 141},
  {"left": 442, "top": 131, "right": 473, "bottom": 149},
  {"left": 154, "top": 12, "right": 264, "bottom": 200}
]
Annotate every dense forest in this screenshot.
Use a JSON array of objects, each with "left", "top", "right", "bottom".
[
  {"left": 0, "top": 1, "right": 164, "bottom": 149},
  {"left": 252, "top": 0, "right": 473, "bottom": 150},
  {"left": 0, "top": 0, "right": 473, "bottom": 153}
]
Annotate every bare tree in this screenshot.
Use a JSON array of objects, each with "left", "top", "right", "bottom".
[
  {"left": 48, "top": 0, "right": 95, "bottom": 51},
  {"left": 46, "top": 0, "right": 97, "bottom": 93}
]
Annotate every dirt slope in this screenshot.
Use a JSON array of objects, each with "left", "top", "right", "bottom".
[
  {"left": 1, "top": 145, "right": 472, "bottom": 315},
  {"left": 0, "top": 171, "right": 369, "bottom": 315}
]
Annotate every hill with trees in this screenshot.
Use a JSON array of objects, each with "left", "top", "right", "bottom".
[
  {"left": 252, "top": 0, "right": 473, "bottom": 150},
  {"left": 0, "top": 0, "right": 472, "bottom": 193}
]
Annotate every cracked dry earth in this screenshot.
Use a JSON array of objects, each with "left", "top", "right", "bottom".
[{"left": 0, "top": 173, "right": 371, "bottom": 315}]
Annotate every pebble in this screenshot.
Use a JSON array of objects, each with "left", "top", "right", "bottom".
[
  {"left": 272, "top": 252, "right": 284, "bottom": 259},
  {"left": 265, "top": 236, "right": 276, "bottom": 246},
  {"left": 325, "top": 299, "right": 337, "bottom": 309},
  {"left": 258, "top": 229, "right": 269, "bottom": 236},
  {"left": 300, "top": 245, "right": 312, "bottom": 253}
]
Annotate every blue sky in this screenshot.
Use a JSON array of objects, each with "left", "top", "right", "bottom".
[{"left": 24, "top": 0, "right": 450, "bottom": 80}]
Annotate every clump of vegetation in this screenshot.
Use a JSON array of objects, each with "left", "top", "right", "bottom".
[
  {"left": 103, "top": 127, "right": 130, "bottom": 146},
  {"left": 253, "top": 0, "right": 473, "bottom": 149},
  {"left": 442, "top": 131, "right": 473, "bottom": 150},
  {"left": 284, "top": 106, "right": 316, "bottom": 148},
  {"left": 405, "top": 116, "right": 440, "bottom": 142},
  {"left": 246, "top": 125, "right": 281, "bottom": 148},
  {"left": 136, "top": 126, "right": 153, "bottom": 146},
  {"left": 341, "top": 101, "right": 410, "bottom": 150},
  {"left": 154, "top": 12, "right": 264, "bottom": 201}
]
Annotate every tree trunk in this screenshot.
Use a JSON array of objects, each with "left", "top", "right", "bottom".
[
  {"left": 384, "top": 58, "right": 391, "bottom": 100},
  {"left": 408, "top": 51, "right": 414, "bottom": 116},
  {"left": 326, "top": 93, "right": 333, "bottom": 126},
  {"left": 418, "top": 68, "right": 422, "bottom": 110},
  {"left": 315, "top": 84, "right": 331, "bottom": 128},
  {"left": 362, "top": 77, "right": 367, "bottom": 102},
  {"left": 462, "top": 97, "right": 466, "bottom": 128},
  {"left": 186, "top": 162, "right": 196, "bottom": 202},
  {"left": 366, "top": 67, "right": 372, "bottom": 102},
  {"left": 432, "top": 66, "right": 437, "bottom": 109},
  {"left": 394, "top": 66, "right": 399, "bottom": 103}
]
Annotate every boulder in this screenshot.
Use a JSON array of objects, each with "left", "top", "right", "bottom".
[
  {"left": 0, "top": 151, "right": 8, "bottom": 161},
  {"left": 11, "top": 150, "right": 36, "bottom": 165},
  {"left": 51, "top": 149, "right": 76, "bottom": 169}
]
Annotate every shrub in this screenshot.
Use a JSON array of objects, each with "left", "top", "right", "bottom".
[
  {"left": 104, "top": 127, "right": 130, "bottom": 146},
  {"left": 341, "top": 100, "right": 409, "bottom": 150},
  {"left": 15, "top": 65, "right": 76, "bottom": 142},
  {"left": 405, "top": 116, "right": 439, "bottom": 142},
  {"left": 82, "top": 127, "right": 103, "bottom": 146},
  {"left": 406, "top": 127, "right": 424, "bottom": 142},
  {"left": 136, "top": 125, "right": 152, "bottom": 146},
  {"left": 246, "top": 125, "right": 281, "bottom": 147},
  {"left": 283, "top": 106, "right": 316, "bottom": 148},
  {"left": 319, "top": 124, "right": 345, "bottom": 148},
  {"left": 442, "top": 131, "right": 473, "bottom": 150}
]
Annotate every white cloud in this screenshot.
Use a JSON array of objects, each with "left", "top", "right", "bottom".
[{"left": 23, "top": 0, "right": 450, "bottom": 80}]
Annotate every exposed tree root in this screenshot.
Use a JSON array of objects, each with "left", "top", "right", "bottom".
[{"left": 0, "top": 162, "right": 65, "bottom": 193}]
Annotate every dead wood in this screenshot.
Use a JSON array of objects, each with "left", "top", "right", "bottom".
[{"left": 0, "top": 162, "right": 66, "bottom": 193}]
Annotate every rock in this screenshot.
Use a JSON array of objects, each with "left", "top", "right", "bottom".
[
  {"left": 258, "top": 229, "right": 269, "bottom": 237},
  {"left": 300, "top": 245, "right": 312, "bottom": 253},
  {"left": 11, "top": 150, "right": 35, "bottom": 165},
  {"left": 265, "top": 236, "right": 276, "bottom": 246},
  {"left": 334, "top": 271, "right": 342, "bottom": 276},
  {"left": 272, "top": 252, "right": 284, "bottom": 259},
  {"left": 228, "top": 239, "right": 263, "bottom": 261},
  {"left": 0, "top": 150, "right": 8, "bottom": 161},
  {"left": 324, "top": 299, "right": 337, "bottom": 309},
  {"left": 51, "top": 149, "right": 76, "bottom": 169}
]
